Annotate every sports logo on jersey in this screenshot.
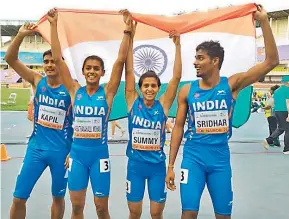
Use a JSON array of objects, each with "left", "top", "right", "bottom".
[
  {"left": 194, "top": 93, "right": 200, "bottom": 99},
  {"left": 41, "top": 86, "right": 47, "bottom": 92},
  {"left": 138, "top": 104, "right": 142, "bottom": 111},
  {"left": 217, "top": 90, "right": 226, "bottom": 95},
  {"left": 133, "top": 45, "right": 168, "bottom": 77},
  {"left": 76, "top": 94, "right": 82, "bottom": 100},
  {"left": 96, "top": 96, "right": 104, "bottom": 100},
  {"left": 58, "top": 91, "right": 66, "bottom": 96}
]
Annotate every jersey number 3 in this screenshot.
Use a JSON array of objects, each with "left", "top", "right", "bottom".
[
  {"left": 100, "top": 159, "right": 110, "bottom": 173},
  {"left": 180, "top": 169, "right": 188, "bottom": 184}
]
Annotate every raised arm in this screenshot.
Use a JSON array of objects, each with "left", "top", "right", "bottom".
[
  {"left": 229, "top": 4, "right": 279, "bottom": 99},
  {"left": 125, "top": 21, "right": 139, "bottom": 111},
  {"left": 105, "top": 10, "right": 132, "bottom": 107},
  {"left": 160, "top": 31, "right": 182, "bottom": 116},
  {"left": 4, "top": 23, "right": 42, "bottom": 87},
  {"left": 48, "top": 8, "right": 80, "bottom": 99},
  {"left": 165, "top": 84, "right": 189, "bottom": 191}
]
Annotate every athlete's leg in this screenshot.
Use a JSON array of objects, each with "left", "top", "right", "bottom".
[
  {"left": 69, "top": 189, "right": 87, "bottom": 219},
  {"left": 10, "top": 148, "right": 47, "bottom": 219},
  {"left": 147, "top": 162, "right": 166, "bottom": 219},
  {"left": 180, "top": 158, "right": 206, "bottom": 219},
  {"left": 150, "top": 201, "right": 165, "bottom": 219},
  {"left": 51, "top": 197, "right": 65, "bottom": 219},
  {"left": 128, "top": 201, "right": 143, "bottom": 219},
  {"left": 90, "top": 158, "right": 111, "bottom": 219},
  {"left": 126, "top": 160, "right": 146, "bottom": 219},
  {"left": 68, "top": 158, "right": 89, "bottom": 219},
  {"left": 207, "top": 161, "right": 233, "bottom": 218},
  {"left": 48, "top": 150, "right": 69, "bottom": 219},
  {"left": 93, "top": 197, "right": 110, "bottom": 219}
]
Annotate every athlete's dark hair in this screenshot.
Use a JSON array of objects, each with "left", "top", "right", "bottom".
[
  {"left": 138, "top": 70, "right": 161, "bottom": 88},
  {"left": 43, "top": 49, "right": 64, "bottom": 61},
  {"left": 82, "top": 55, "right": 105, "bottom": 72},
  {"left": 43, "top": 49, "right": 52, "bottom": 59},
  {"left": 196, "top": 41, "right": 224, "bottom": 70}
]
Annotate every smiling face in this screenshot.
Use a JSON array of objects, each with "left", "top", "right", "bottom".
[
  {"left": 140, "top": 77, "right": 160, "bottom": 101},
  {"left": 194, "top": 41, "right": 224, "bottom": 79},
  {"left": 43, "top": 54, "right": 58, "bottom": 77},
  {"left": 82, "top": 58, "right": 104, "bottom": 85},
  {"left": 194, "top": 49, "right": 220, "bottom": 78}
]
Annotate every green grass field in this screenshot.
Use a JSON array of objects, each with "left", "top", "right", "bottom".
[{"left": 1, "top": 88, "right": 30, "bottom": 111}]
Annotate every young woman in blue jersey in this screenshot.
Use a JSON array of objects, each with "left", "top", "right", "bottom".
[
  {"left": 124, "top": 20, "right": 182, "bottom": 218},
  {"left": 5, "top": 24, "right": 73, "bottom": 219},
  {"left": 48, "top": 8, "right": 132, "bottom": 219},
  {"left": 166, "top": 5, "right": 279, "bottom": 219}
]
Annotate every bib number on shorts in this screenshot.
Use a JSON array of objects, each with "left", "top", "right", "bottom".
[
  {"left": 126, "top": 180, "right": 131, "bottom": 194},
  {"left": 100, "top": 159, "right": 110, "bottom": 173},
  {"left": 180, "top": 169, "right": 188, "bottom": 184},
  {"left": 194, "top": 110, "right": 229, "bottom": 134},
  {"left": 37, "top": 105, "right": 66, "bottom": 130},
  {"left": 132, "top": 128, "right": 161, "bottom": 151},
  {"left": 73, "top": 117, "right": 102, "bottom": 139}
]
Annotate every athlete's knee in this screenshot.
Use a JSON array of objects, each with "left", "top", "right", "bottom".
[
  {"left": 128, "top": 203, "right": 142, "bottom": 219},
  {"left": 150, "top": 210, "right": 163, "bottom": 219},
  {"left": 94, "top": 197, "right": 109, "bottom": 216},
  {"left": 95, "top": 202, "right": 108, "bottom": 215},
  {"left": 150, "top": 202, "right": 164, "bottom": 219},
  {"left": 71, "top": 198, "right": 85, "bottom": 216},
  {"left": 70, "top": 190, "right": 86, "bottom": 216},
  {"left": 129, "top": 209, "right": 142, "bottom": 219},
  {"left": 181, "top": 210, "right": 198, "bottom": 219},
  {"left": 71, "top": 204, "right": 84, "bottom": 215},
  {"left": 12, "top": 198, "right": 27, "bottom": 208}
]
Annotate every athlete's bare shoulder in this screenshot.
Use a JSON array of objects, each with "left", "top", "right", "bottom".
[{"left": 179, "top": 83, "right": 191, "bottom": 98}]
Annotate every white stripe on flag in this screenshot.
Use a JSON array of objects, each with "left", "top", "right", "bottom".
[{"left": 62, "top": 32, "right": 256, "bottom": 85}]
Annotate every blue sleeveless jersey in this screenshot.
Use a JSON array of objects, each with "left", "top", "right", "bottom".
[
  {"left": 32, "top": 77, "right": 73, "bottom": 151},
  {"left": 73, "top": 86, "right": 109, "bottom": 147},
  {"left": 184, "top": 77, "right": 235, "bottom": 148},
  {"left": 126, "top": 97, "right": 167, "bottom": 164}
]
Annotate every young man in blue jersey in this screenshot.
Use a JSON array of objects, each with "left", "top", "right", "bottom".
[
  {"left": 5, "top": 23, "right": 73, "bottom": 219},
  {"left": 165, "top": 5, "right": 279, "bottom": 219},
  {"left": 124, "top": 18, "right": 182, "bottom": 218},
  {"left": 48, "top": 8, "right": 131, "bottom": 219}
]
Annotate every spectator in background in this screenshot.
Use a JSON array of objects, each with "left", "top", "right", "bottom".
[
  {"left": 264, "top": 76, "right": 289, "bottom": 154},
  {"left": 262, "top": 85, "right": 280, "bottom": 147},
  {"left": 251, "top": 98, "right": 261, "bottom": 113}
]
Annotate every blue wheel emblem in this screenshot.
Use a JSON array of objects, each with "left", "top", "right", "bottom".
[{"left": 133, "top": 45, "right": 168, "bottom": 77}]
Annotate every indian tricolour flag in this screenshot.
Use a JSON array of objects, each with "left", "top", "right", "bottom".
[{"left": 37, "top": 3, "right": 257, "bottom": 127}]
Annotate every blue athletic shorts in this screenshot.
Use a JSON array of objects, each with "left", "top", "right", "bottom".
[
  {"left": 126, "top": 159, "right": 167, "bottom": 203},
  {"left": 68, "top": 144, "right": 110, "bottom": 197},
  {"left": 13, "top": 146, "right": 69, "bottom": 199},
  {"left": 181, "top": 145, "right": 233, "bottom": 216}
]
